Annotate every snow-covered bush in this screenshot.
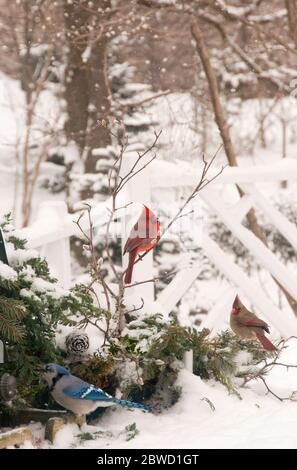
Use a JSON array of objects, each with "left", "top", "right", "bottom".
[
  {"left": 70, "top": 306, "right": 272, "bottom": 414},
  {"left": 0, "top": 209, "right": 277, "bottom": 416},
  {"left": 0, "top": 214, "right": 103, "bottom": 405}
]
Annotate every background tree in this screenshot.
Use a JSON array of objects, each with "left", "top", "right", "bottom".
[{"left": 63, "top": 0, "right": 112, "bottom": 183}]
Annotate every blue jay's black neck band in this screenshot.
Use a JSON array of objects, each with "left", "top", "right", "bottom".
[{"left": 49, "top": 373, "right": 64, "bottom": 392}]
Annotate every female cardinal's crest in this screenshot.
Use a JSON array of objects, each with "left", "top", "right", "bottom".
[{"left": 232, "top": 295, "right": 241, "bottom": 314}]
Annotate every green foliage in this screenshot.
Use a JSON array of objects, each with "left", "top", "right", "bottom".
[
  {"left": 8, "top": 235, "right": 27, "bottom": 250},
  {"left": 79, "top": 432, "right": 94, "bottom": 441},
  {"left": 192, "top": 329, "right": 269, "bottom": 398},
  {"left": 0, "top": 213, "right": 13, "bottom": 230},
  {"left": 147, "top": 321, "right": 192, "bottom": 363},
  {"left": 125, "top": 422, "right": 139, "bottom": 441},
  {"left": 0, "top": 218, "right": 100, "bottom": 404},
  {"left": 192, "top": 328, "right": 239, "bottom": 395},
  {"left": 0, "top": 296, "right": 27, "bottom": 342},
  {"left": 68, "top": 284, "right": 108, "bottom": 326},
  {"left": 70, "top": 354, "right": 115, "bottom": 389},
  {"left": 0, "top": 213, "right": 275, "bottom": 414},
  {"left": 103, "top": 315, "right": 271, "bottom": 409}
]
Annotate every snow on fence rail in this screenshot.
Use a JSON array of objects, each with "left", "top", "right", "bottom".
[
  {"left": 150, "top": 158, "right": 297, "bottom": 188},
  {"left": 18, "top": 158, "right": 297, "bottom": 357}
]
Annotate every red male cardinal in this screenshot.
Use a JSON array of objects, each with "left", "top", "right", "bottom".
[
  {"left": 123, "top": 205, "right": 160, "bottom": 284},
  {"left": 230, "top": 295, "right": 277, "bottom": 351}
]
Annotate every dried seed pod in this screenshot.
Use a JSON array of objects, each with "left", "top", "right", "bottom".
[
  {"left": 0, "top": 373, "right": 17, "bottom": 401},
  {"left": 66, "top": 331, "right": 90, "bottom": 356}
]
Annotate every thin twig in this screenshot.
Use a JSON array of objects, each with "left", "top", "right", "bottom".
[
  {"left": 136, "top": 146, "right": 225, "bottom": 264},
  {"left": 241, "top": 336, "right": 297, "bottom": 401}
]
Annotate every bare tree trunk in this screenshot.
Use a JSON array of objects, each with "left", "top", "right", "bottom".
[
  {"left": 191, "top": 15, "right": 297, "bottom": 316},
  {"left": 63, "top": 6, "right": 89, "bottom": 152},
  {"left": 63, "top": 0, "right": 111, "bottom": 175},
  {"left": 85, "top": 33, "right": 111, "bottom": 173},
  {"left": 285, "top": 0, "right": 297, "bottom": 45}
]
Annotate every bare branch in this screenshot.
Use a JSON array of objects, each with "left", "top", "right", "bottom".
[
  {"left": 118, "top": 90, "right": 172, "bottom": 110},
  {"left": 116, "top": 130, "right": 162, "bottom": 194},
  {"left": 136, "top": 145, "right": 225, "bottom": 264},
  {"left": 241, "top": 337, "right": 297, "bottom": 401}
]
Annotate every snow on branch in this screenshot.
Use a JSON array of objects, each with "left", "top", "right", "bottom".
[
  {"left": 241, "top": 337, "right": 297, "bottom": 402},
  {"left": 198, "top": 12, "right": 292, "bottom": 94},
  {"left": 249, "top": 9, "right": 287, "bottom": 23},
  {"left": 214, "top": 1, "right": 286, "bottom": 24},
  {"left": 215, "top": 0, "right": 263, "bottom": 18}
]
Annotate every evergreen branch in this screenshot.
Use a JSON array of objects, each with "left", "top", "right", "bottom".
[{"left": 0, "top": 296, "right": 27, "bottom": 342}]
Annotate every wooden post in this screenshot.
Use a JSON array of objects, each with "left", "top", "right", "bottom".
[
  {"left": 121, "top": 153, "right": 154, "bottom": 304},
  {"left": 183, "top": 350, "right": 193, "bottom": 373},
  {"left": 37, "top": 201, "right": 71, "bottom": 290}
]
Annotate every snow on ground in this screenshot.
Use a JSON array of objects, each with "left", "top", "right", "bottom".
[{"left": 19, "top": 339, "right": 297, "bottom": 449}]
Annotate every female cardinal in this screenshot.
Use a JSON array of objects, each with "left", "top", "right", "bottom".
[
  {"left": 230, "top": 295, "right": 277, "bottom": 351},
  {"left": 123, "top": 205, "right": 160, "bottom": 284}
]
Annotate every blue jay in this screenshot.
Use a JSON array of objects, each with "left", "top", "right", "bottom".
[{"left": 43, "top": 363, "right": 148, "bottom": 416}]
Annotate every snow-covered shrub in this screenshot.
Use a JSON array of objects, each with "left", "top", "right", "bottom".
[
  {"left": 122, "top": 319, "right": 271, "bottom": 408},
  {"left": 0, "top": 215, "right": 103, "bottom": 405},
  {"left": 69, "top": 308, "right": 271, "bottom": 414},
  {"left": 0, "top": 197, "right": 279, "bottom": 414},
  {"left": 192, "top": 329, "right": 270, "bottom": 397}
]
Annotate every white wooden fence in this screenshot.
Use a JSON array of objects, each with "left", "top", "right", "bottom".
[{"left": 19, "top": 157, "right": 297, "bottom": 356}]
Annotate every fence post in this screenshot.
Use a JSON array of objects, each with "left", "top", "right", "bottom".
[
  {"left": 120, "top": 153, "right": 154, "bottom": 304},
  {"left": 183, "top": 350, "right": 193, "bottom": 373},
  {"left": 36, "top": 201, "right": 71, "bottom": 290}
]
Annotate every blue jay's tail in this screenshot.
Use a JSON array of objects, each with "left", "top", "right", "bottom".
[{"left": 112, "top": 398, "right": 150, "bottom": 412}]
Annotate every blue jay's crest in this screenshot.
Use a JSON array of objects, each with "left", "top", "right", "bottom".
[
  {"left": 45, "top": 363, "right": 70, "bottom": 376},
  {"left": 43, "top": 363, "right": 70, "bottom": 391}
]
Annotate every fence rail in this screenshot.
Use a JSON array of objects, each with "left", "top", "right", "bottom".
[{"left": 16, "top": 157, "right": 297, "bottom": 366}]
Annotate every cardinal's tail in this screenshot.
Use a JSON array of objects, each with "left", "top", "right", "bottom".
[
  {"left": 124, "top": 249, "right": 137, "bottom": 284},
  {"left": 256, "top": 333, "right": 277, "bottom": 351}
]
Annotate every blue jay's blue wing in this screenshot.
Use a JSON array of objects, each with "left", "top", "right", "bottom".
[
  {"left": 61, "top": 375, "right": 149, "bottom": 412},
  {"left": 62, "top": 377, "right": 113, "bottom": 402}
]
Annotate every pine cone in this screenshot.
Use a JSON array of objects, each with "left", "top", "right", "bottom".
[{"left": 65, "top": 331, "right": 89, "bottom": 356}]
